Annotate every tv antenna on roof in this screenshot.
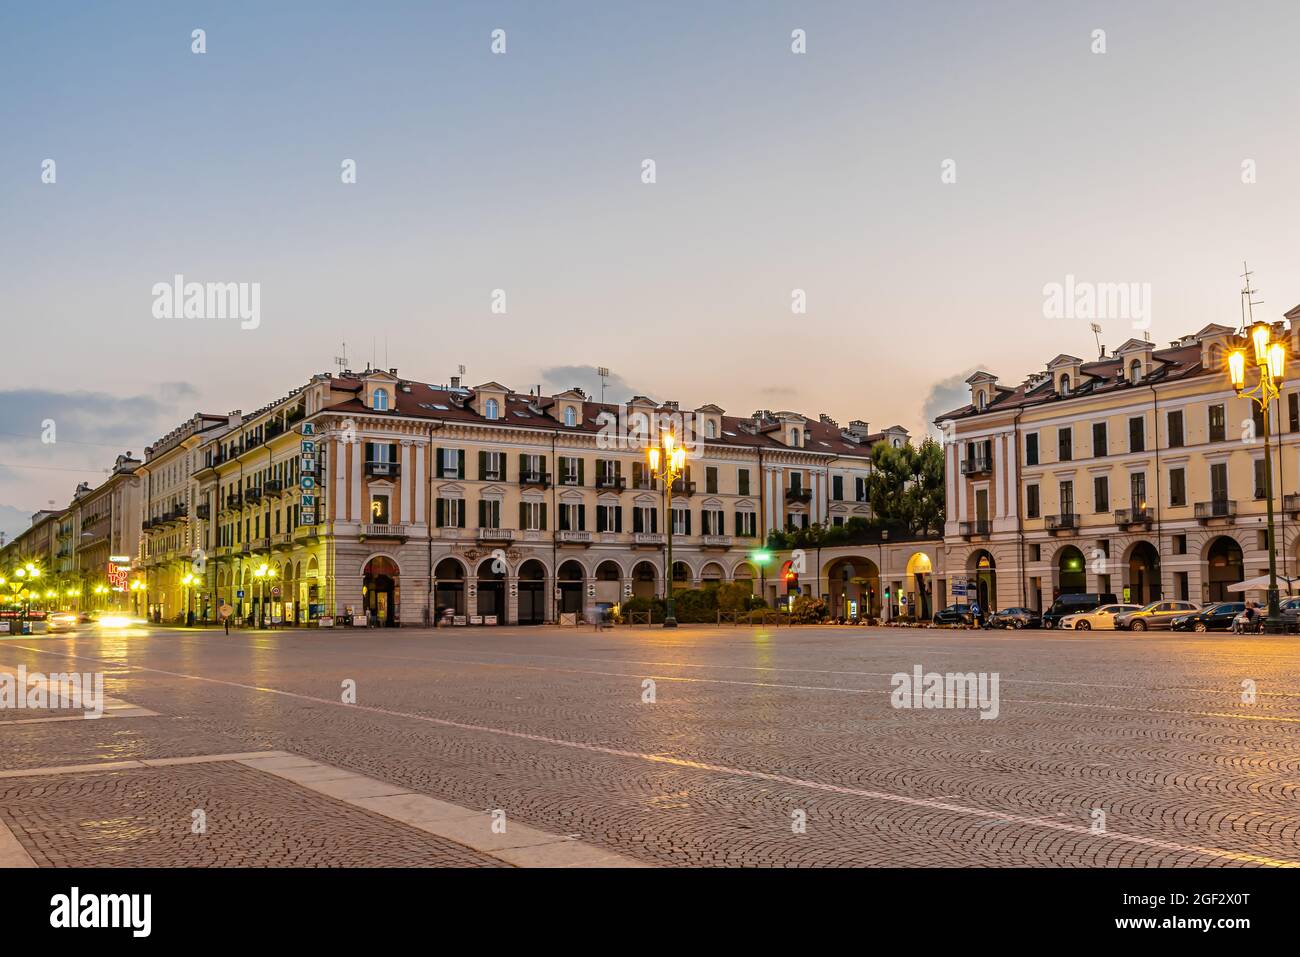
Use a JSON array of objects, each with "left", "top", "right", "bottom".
[
  {"left": 1240, "top": 260, "right": 1263, "bottom": 329},
  {"left": 1089, "top": 323, "right": 1103, "bottom": 359},
  {"left": 334, "top": 342, "right": 349, "bottom": 375},
  {"left": 597, "top": 366, "right": 611, "bottom": 404}
]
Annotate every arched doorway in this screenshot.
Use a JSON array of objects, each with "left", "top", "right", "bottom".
[
  {"left": 826, "top": 556, "right": 879, "bottom": 620},
  {"left": 1206, "top": 536, "right": 1244, "bottom": 602},
  {"left": 700, "top": 562, "right": 725, "bottom": 586},
  {"left": 732, "top": 561, "right": 756, "bottom": 595},
  {"left": 1056, "top": 546, "right": 1085, "bottom": 596},
  {"left": 594, "top": 560, "right": 622, "bottom": 605},
  {"left": 477, "top": 558, "right": 506, "bottom": 623},
  {"left": 905, "top": 551, "right": 934, "bottom": 619},
  {"left": 1126, "top": 541, "right": 1161, "bottom": 604},
  {"left": 557, "top": 560, "right": 585, "bottom": 615},
  {"left": 517, "top": 559, "right": 546, "bottom": 624},
  {"left": 434, "top": 558, "right": 465, "bottom": 618},
  {"left": 631, "top": 560, "right": 658, "bottom": 600},
  {"left": 362, "top": 555, "right": 400, "bottom": 626},
  {"left": 968, "top": 550, "right": 996, "bottom": 612}
]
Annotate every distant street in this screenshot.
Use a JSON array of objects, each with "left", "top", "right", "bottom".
[{"left": 1, "top": 623, "right": 1297, "bottom": 867}]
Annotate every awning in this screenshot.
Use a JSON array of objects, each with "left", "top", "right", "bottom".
[{"left": 1226, "top": 575, "right": 1300, "bottom": 594}]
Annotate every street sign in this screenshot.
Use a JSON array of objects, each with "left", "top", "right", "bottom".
[{"left": 236, "top": 590, "right": 245, "bottom": 599}]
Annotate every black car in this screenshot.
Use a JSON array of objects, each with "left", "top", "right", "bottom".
[
  {"left": 990, "top": 607, "right": 1041, "bottom": 629},
  {"left": 1170, "top": 601, "right": 1245, "bottom": 632},
  {"left": 1042, "top": 593, "right": 1119, "bottom": 629},
  {"left": 933, "top": 604, "right": 975, "bottom": 627}
]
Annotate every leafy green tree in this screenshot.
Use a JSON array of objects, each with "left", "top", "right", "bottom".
[{"left": 863, "top": 439, "right": 945, "bottom": 534}]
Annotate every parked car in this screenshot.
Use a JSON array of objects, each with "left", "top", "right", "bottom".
[
  {"left": 933, "top": 604, "right": 975, "bottom": 627},
  {"left": 1278, "top": 597, "right": 1300, "bottom": 633},
  {"left": 1058, "top": 603, "right": 1142, "bottom": 631},
  {"left": 1170, "top": 601, "right": 1245, "bottom": 632},
  {"left": 1114, "top": 600, "right": 1201, "bottom": 631},
  {"left": 989, "top": 607, "right": 1041, "bottom": 629},
  {"left": 1041, "top": 593, "right": 1119, "bottom": 629}
]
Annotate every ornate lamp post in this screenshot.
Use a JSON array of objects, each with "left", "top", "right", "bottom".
[
  {"left": 253, "top": 563, "right": 277, "bottom": 629},
  {"left": 1227, "top": 318, "right": 1288, "bottom": 634},
  {"left": 646, "top": 431, "right": 687, "bottom": 628}
]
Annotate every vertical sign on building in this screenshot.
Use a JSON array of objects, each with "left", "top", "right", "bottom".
[{"left": 300, "top": 422, "right": 317, "bottom": 525}]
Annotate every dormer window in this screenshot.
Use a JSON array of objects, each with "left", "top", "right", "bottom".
[
  {"left": 1129, "top": 359, "right": 1142, "bottom": 384},
  {"left": 705, "top": 419, "right": 716, "bottom": 439},
  {"left": 1059, "top": 374, "right": 1071, "bottom": 396},
  {"left": 485, "top": 398, "right": 500, "bottom": 420},
  {"left": 790, "top": 428, "right": 800, "bottom": 447},
  {"left": 373, "top": 388, "right": 389, "bottom": 411},
  {"left": 977, "top": 392, "right": 987, "bottom": 411},
  {"left": 564, "top": 406, "right": 577, "bottom": 427}
]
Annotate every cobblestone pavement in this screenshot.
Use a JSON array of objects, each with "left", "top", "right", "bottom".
[
  {"left": 0, "top": 762, "right": 501, "bottom": 867},
  {"left": 2, "top": 624, "right": 1299, "bottom": 867}
]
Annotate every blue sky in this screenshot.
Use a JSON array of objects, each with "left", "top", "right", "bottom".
[{"left": 3, "top": 1, "right": 1300, "bottom": 539}]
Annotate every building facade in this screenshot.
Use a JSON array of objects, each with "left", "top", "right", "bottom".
[
  {"left": 177, "top": 368, "right": 908, "bottom": 625},
  {"left": 937, "top": 311, "right": 1300, "bottom": 613}
]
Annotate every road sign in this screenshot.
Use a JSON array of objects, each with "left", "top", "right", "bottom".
[{"left": 236, "top": 590, "right": 245, "bottom": 599}]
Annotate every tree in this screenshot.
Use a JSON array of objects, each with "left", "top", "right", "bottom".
[{"left": 864, "top": 439, "right": 945, "bottom": 534}]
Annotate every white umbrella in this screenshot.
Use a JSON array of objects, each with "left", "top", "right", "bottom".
[{"left": 1226, "top": 575, "right": 1300, "bottom": 594}]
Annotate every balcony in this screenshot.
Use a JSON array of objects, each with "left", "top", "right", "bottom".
[
  {"left": 272, "top": 532, "right": 293, "bottom": 549},
  {"left": 1045, "top": 513, "right": 1078, "bottom": 533},
  {"left": 286, "top": 406, "right": 306, "bottom": 425},
  {"left": 1286, "top": 494, "right": 1300, "bottom": 516},
  {"left": 519, "top": 471, "right": 552, "bottom": 488},
  {"left": 702, "top": 534, "right": 733, "bottom": 549},
  {"left": 264, "top": 480, "right": 283, "bottom": 496},
  {"left": 633, "top": 532, "right": 665, "bottom": 546},
  {"left": 362, "top": 523, "right": 409, "bottom": 540},
  {"left": 1195, "top": 500, "right": 1237, "bottom": 523},
  {"left": 557, "top": 530, "right": 592, "bottom": 545},
  {"left": 195, "top": 504, "right": 211, "bottom": 520},
  {"left": 595, "top": 476, "right": 626, "bottom": 491},
  {"left": 265, "top": 420, "right": 285, "bottom": 440},
  {"left": 293, "top": 524, "right": 320, "bottom": 543},
  {"left": 960, "top": 457, "right": 993, "bottom": 476},
  {"left": 244, "top": 489, "right": 263, "bottom": 505},
  {"left": 365, "top": 460, "right": 401, "bottom": 479},
  {"left": 477, "top": 528, "right": 515, "bottom": 543},
  {"left": 672, "top": 480, "right": 698, "bottom": 497},
  {"left": 248, "top": 536, "right": 270, "bottom": 552},
  {"left": 1114, "top": 506, "right": 1153, "bottom": 527},
  {"left": 226, "top": 493, "right": 243, "bottom": 510},
  {"left": 784, "top": 486, "right": 811, "bottom": 504},
  {"left": 958, "top": 519, "right": 991, "bottom": 538}
]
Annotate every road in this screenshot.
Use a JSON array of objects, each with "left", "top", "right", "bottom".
[{"left": 1, "top": 622, "right": 1298, "bottom": 867}]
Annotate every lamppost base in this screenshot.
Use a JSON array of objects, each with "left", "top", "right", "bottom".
[
  {"left": 1264, "top": 616, "right": 1287, "bottom": 636},
  {"left": 663, "top": 617, "right": 678, "bottom": 628}
]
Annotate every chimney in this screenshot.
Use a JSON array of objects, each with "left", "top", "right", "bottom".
[
  {"left": 819, "top": 413, "right": 838, "bottom": 428},
  {"left": 450, "top": 375, "right": 460, "bottom": 389}
]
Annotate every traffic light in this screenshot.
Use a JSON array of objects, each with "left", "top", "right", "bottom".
[{"left": 884, "top": 585, "right": 892, "bottom": 601}]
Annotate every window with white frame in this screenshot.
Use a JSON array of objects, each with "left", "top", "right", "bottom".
[
  {"left": 484, "top": 398, "right": 499, "bottom": 420},
  {"left": 373, "top": 388, "right": 389, "bottom": 411}
]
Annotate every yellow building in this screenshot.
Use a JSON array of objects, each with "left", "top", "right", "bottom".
[
  {"left": 937, "top": 310, "right": 1300, "bottom": 612},
  {"left": 185, "top": 368, "right": 900, "bottom": 626}
]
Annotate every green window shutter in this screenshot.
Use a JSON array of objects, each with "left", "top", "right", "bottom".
[
  {"left": 596, "top": 460, "right": 606, "bottom": 484},
  {"left": 615, "top": 506, "right": 623, "bottom": 532},
  {"left": 539, "top": 455, "right": 547, "bottom": 479},
  {"left": 578, "top": 504, "right": 586, "bottom": 531},
  {"left": 478, "top": 500, "right": 486, "bottom": 527},
  {"left": 435, "top": 498, "right": 445, "bottom": 527},
  {"left": 458, "top": 501, "right": 466, "bottom": 528},
  {"left": 539, "top": 504, "right": 547, "bottom": 531},
  {"left": 614, "top": 461, "right": 622, "bottom": 483},
  {"left": 457, "top": 449, "right": 465, "bottom": 478},
  {"left": 577, "top": 459, "right": 585, "bottom": 486},
  {"left": 632, "top": 462, "right": 642, "bottom": 487},
  {"left": 596, "top": 507, "right": 606, "bottom": 532},
  {"left": 519, "top": 501, "right": 527, "bottom": 529},
  {"left": 435, "top": 447, "right": 444, "bottom": 478},
  {"left": 685, "top": 510, "right": 692, "bottom": 535},
  {"left": 479, "top": 450, "right": 487, "bottom": 480}
]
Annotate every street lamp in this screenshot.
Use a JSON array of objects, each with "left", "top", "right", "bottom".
[
  {"left": 646, "top": 431, "right": 687, "bottom": 627},
  {"left": 253, "top": 563, "right": 277, "bottom": 629},
  {"left": 1228, "top": 318, "right": 1288, "bottom": 634},
  {"left": 182, "top": 573, "right": 195, "bottom": 625}
]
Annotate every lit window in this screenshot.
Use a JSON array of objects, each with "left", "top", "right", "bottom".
[
  {"left": 373, "top": 388, "right": 389, "bottom": 411},
  {"left": 485, "top": 398, "right": 499, "bottom": 420}
]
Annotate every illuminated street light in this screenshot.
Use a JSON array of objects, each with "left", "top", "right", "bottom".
[
  {"left": 1229, "top": 270, "right": 1288, "bottom": 633},
  {"left": 646, "top": 431, "right": 687, "bottom": 627}
]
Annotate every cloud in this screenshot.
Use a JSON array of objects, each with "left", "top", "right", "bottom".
[
  {"left": 0, "top": 503, "right": 38, "bottom": 548},
  {"left": 536, "top": 366, "right": 651, "bottom": 405},
  {"left": 920, "top": 368, "right": 980, "bottom": 439}
]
